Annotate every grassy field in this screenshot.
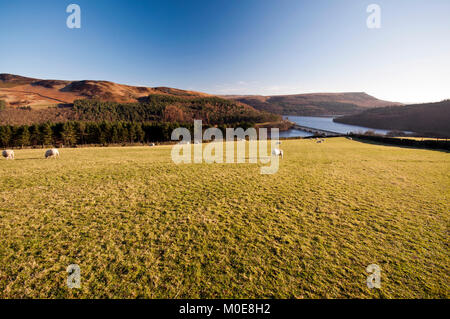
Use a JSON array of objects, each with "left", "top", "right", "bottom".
[{"left": 0, "top": 138, "right": 448, "bottom": 298}]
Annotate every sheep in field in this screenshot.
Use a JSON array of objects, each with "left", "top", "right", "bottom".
[
  {"left": 272, "top": 148, "right": 284, "bottom": 158},
  {"left": 45, "top": 148, "right": 60, "bottom": 159},
  {"left": 2, "top": 150, "right": 14, "bottom": 160}
]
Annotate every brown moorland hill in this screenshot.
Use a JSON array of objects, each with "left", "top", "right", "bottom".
[
  {"left": 334, "top": 100, "right": 450, "bottom": 137},
  {"left": 0, "top": 74, "right": 278, "bottom": 125},
  {"left": 0, "top": 74, "right": 211, "bottom": 108},
  {"left": 0, "top": 73, "right": 37, "bottom": 86},
  {"left": 224, "top": 92, "right": 402, "bottom": 116}
]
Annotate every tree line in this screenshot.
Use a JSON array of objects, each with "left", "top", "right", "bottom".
[
  {"left": 73, "top": 96, "right": 279, "bottom": 124},
  {"left": 0, "top": 121, "right": 254, "bottom": 148}
]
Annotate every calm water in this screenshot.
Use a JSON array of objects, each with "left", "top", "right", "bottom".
[
  {"left": 279, "top": 116, "right": 392, "bottom": 138},
  {"left": 278, "top": 128, "right": 314, "bottom": 138}
]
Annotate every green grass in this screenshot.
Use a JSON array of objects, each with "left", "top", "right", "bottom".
[{"left": 0, "top": 138, "right": 448, "bottom": 298}]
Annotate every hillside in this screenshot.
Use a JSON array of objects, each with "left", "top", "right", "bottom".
[
  {"left": 335, "top": 100, "right": 450, "bottom": 137},
  {"left": 0, "top": 73, "right": 210, "bottom": 107},
  {"left": 0, "top": 74, "right": 278, "bottom": 125},
  {"left": 224, "top": 92, "right": 402, "bottom": 116}
]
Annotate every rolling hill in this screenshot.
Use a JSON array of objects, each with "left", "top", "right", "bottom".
[
  {"left": 223, "top": 92, "right": 402, "bottom": 116},
  {"left": 0, "top": 73, "right": 210, "bottom": 107},
  {"left": 334, "top": 100, "right": 450, "bottom": 137},
  {"left": 0, "top": 74, "right": 278, "bottom": 125}
]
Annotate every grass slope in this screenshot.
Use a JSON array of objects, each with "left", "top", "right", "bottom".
[{"left": 0, "top": 139, "right": 448, "bottom": 298}]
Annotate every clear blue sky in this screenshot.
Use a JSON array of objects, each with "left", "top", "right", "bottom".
[{"left": 0, "top": 0, "right": 449, "bottom": 103}]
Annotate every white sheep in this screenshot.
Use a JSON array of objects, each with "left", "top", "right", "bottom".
[
  {"left": 2, "top": 150, "right": 14, "bottom": 160},
  {"left": 45, "top": 148, "right": 60, "bottom": 159},
  {"left": 272, "top": 148, "right": 284, "bottom": 158}
]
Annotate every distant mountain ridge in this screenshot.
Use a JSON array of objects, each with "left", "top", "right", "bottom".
[{"left": 223, "top": 92, "right": 403, "bottom": 116}]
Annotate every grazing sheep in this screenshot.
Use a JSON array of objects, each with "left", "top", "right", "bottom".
[
  {"left": 272, "top": 148, "right": 284, "bottom": 158},
  {"left": 2, "top": 150, "right": 14, "bottom": 160},
  {"left": 45, "top": 148, "right": 60, "bottom": 159}
]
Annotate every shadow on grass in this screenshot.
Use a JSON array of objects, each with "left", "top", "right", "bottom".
[
  {"left": 12, "top": 158, "right": 46, "bottom": 161},
  {"left": 352, "top": 138, "right": 450, "bottom": 154}
]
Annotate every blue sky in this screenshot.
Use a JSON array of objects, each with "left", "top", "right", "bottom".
[{"left": 0, "top": 0, "right": 449, "bottom": 103}]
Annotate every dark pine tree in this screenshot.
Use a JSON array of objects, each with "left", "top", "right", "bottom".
[
  {"left": 62, "top": 122, "right": 77, "bottom": 146},
  {"left": 14, "top": 125, "right": 30, "bottom": 148},
  {"left": 0, "top": 125, "right": 12, "bottom": 147},
  {"left": 40, "top": 123, "right": 54, "bottom": 147}
]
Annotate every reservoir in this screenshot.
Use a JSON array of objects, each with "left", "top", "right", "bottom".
[{"left": 279, "top": 116, "right": 392, "bottom": 138}]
